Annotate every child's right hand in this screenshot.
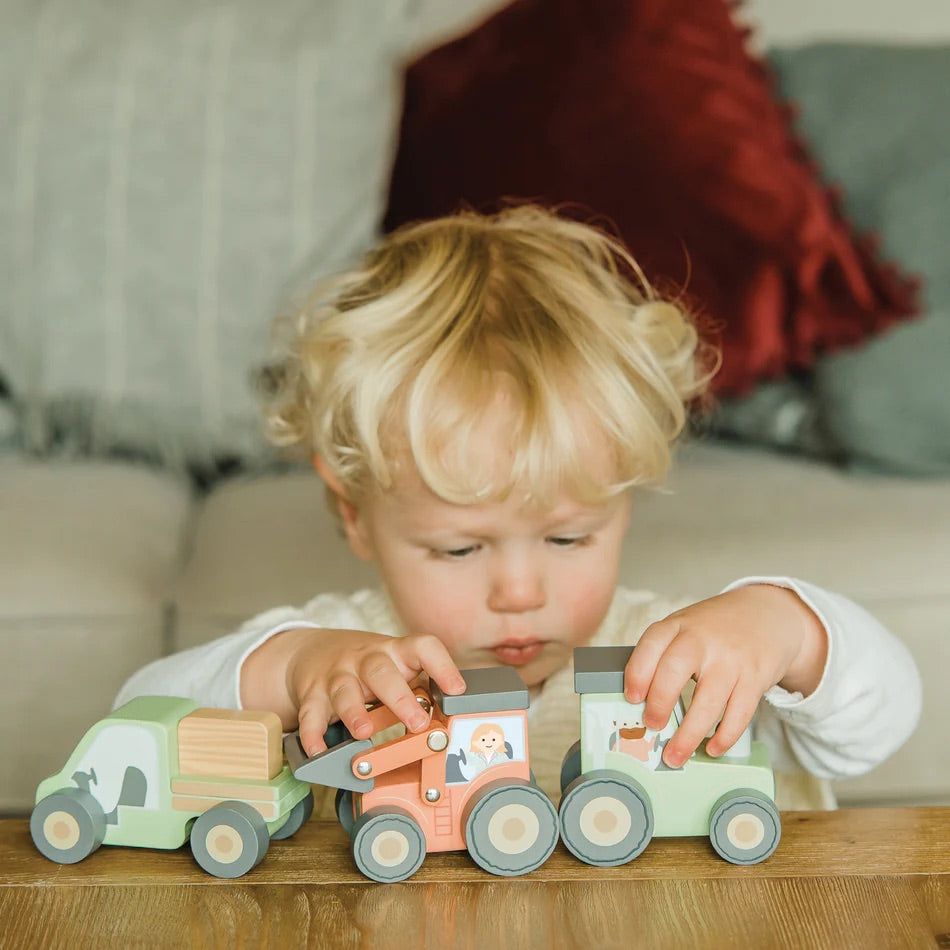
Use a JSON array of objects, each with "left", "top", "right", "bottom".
[{"left": 242, "top": 627, "right": 466, "bottom": 757}]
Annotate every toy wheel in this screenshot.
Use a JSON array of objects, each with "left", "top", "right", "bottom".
[
  {"left": 190, "top": 801, "right": 270, "bottom": 878},
  {"left": 30, "top": 788, "right": 107, "bottom": 864},
  {"left": 708, "top": 789, "right": 781, "bottom": 865},
  {"left": 463, "top": 779, "right": 559, "bottom": 877},
  {"left": 559, "top": 770, "right": 653, "bottom": 867},
  {"left": 271, "top": 789, "right": 314, "bottom": 840},
  {"left": 559, "top": 739, "right": 582, "bottom": 795},
  {"left": 335, "top": 788, "right": 356, "bottom": 837},
  {"left": 351, "top": 807, "right": 426, "bottom": 883}
]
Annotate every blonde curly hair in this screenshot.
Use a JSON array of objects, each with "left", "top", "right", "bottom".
[{"left": 267, "top": 205, "right": 717, "bottom": 510}]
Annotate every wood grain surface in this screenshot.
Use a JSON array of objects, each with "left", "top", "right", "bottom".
[{"left": 1, "top": 808, "right": 948, "bottom": 949}]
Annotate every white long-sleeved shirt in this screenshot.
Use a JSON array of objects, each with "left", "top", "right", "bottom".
[{"left": 114, "top": 577, "right": 922, "bottom": 813}]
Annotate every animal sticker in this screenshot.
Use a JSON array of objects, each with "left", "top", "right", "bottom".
[{"left": 609, "top": 716, "right": 658, "bottom": 763}]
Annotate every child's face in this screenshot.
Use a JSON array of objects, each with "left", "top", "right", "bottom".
[{"left": 337, "top": 458, "right": 632, "bottom": 688}]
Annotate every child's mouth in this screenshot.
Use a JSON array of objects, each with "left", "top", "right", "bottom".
[{"left": 492, "top": 639, "right": 544, "bottom": 665}]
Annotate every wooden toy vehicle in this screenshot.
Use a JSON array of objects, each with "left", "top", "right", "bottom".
[
  {"left": 559, "top": 646, "right": 781, "bottom": 867},
  {"left": 31, "top": 696, "right": 314, "bottom": 878},
  {"left": 285, "top": 667, "right": 559, "bottom": 883}
]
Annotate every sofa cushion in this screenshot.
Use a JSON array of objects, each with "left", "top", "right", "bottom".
[
  {"left": 0, "top": 0, "right": 503, "bottom": 476},
  {"left": 0, "top": 461, "right": 192, "bottom": 616},
  {"left": 174, "top": 470, "right": 377, "bottom": 649},
  {"left": 384, "top": 0, "right": 919, "bottom": 396},
  {"left": 0, "top": 460, "right": 192, "bottom": 810},
  {"left": 621, "top": 443, "right": 950, "bottom": 605},
  {"left": 714, "top": 44, "right": 950, "bottom": 475}
]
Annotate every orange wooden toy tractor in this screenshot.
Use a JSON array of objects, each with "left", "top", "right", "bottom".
[{"left": 284, "top": 666, "right": 558, "bottom": 882}]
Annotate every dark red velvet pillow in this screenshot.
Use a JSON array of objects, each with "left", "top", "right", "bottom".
[{"left": 384, "top": 0, "right": 919, "bottom": 394}]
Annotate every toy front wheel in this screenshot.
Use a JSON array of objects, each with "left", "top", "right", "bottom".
[
  {"left": 190, "top": 801, "right": 270, "bottom": 878},
  {"left": 708, "top": 789, "right": 781, "bottom": 865},
  {"left": 351, "top": 807, "right": 426, "bottom": 882},
  {"left": 30, "top": 788, "right": 107, "bottom": 864},
  {"left": 559, "top": 770, "right": 653, "bottom": 867},
  {"left": 271, "top": 789, "right": 315, "bottom": 840},
  {"left": 463, "top": 779, "right": 559, "bottom": 876}
]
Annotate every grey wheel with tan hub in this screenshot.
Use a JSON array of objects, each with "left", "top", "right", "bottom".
[
  {"left": 352, "top": 807, "right": 426, "bottom": 882},
  {"left": 463, "top": 780, "right": 559, "bottom": 876},
  {"left": 708, "top": 789, "right": 781, "bottom": 865},
  {"left": 30, "top": 788, "right": 107, "bottom": 864},
  {"left": 559, "top": 770, "right": 653, "bottom": 867},
  {"left": 190, "top": 801, "right": 270, "bottom": 878},
  {"left": 271, "top": 789, "right": 315, "bottom": 840}
]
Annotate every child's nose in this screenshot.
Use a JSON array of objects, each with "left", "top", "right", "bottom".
[{"left": 487, "top": 559, "right": 546, "bottom": 613}]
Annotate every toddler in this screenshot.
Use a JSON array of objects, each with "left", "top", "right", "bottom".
[{"left": 116, "top": 206, "right": 921, "bottom": 812}]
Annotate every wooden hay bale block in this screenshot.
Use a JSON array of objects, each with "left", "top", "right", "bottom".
[{"left": 178, "top": 708, "right": 282, "bottom": 780}]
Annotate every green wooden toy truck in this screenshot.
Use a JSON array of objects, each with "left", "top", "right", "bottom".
[
  {"left": 31, "top": 696, "right": 314, "bottom": 878},
  {"left": 559, "top": 646, "right": 781, "bottom": 866}
]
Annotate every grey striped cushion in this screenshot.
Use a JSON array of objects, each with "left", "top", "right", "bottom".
[{"left": 0, "top": 0, "right": 501, "bottom": 473}]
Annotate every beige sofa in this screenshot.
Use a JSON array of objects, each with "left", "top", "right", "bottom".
[{"left": 2, "top": 1, "right": 949, "bottom": 813}]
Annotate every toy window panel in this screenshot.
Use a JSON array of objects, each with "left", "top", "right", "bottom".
[
  {"left": 445, "top": 714, "right": 526, "bottom": 784},
  {"left": 585, "top": 699, "right": 678, "bottom": 773},
  {"left": 71, "top": 724, "right": 162, "bottom": 812}
]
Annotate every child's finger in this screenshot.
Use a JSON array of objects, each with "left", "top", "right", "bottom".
[
  {"left": 624, "top": 618, "right": 680, "bottom": 703},
  {"left": 663, "top": 674, "right": 733, "bottom": 767},
  {"left": 327, "top": 672, "right": 374, "bottom": 740},
  {"left": 641, "top": 641, "right": 698, "bottom": 732},
  {"left": 358, "top": 651, "right": 432, "bottom": 733},
  {"left": 297, "top": 695, "right": 333, "bottom": 757},
  {"left": 706, "top": 682, "right": 762, "bottom": 757},
  {"left": 396, "top": 635, "right": 467, "bottom": 695}
]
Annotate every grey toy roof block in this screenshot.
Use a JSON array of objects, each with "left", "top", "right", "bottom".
[
  {"left": 573, "top": 645, "right": 634, "bottom": 694},
  {"left": 431, "top": 667, "right": 529, "bottom": 714}
]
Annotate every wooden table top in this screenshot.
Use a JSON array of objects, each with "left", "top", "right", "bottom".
[{"left": 1, "top": 807, "right": 948, "bottom": 948}]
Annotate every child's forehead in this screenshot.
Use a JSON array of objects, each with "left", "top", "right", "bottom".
[
  {"left": 395, "top": 376, "right": 617, "bottom": 462},
  {"left": 378, "top": 389, "right": 623, "bottom": 514},
  {"left": 380, "top": 462, "right": 618, "bottom": 526}
]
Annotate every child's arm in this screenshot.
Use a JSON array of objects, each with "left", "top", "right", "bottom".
[
  {"left": 732, "top": 578, "right": 922, "bottom": 779},
  {"left": 112, "top": 606, "right": 320, "bottom": 712},
  {"left": 624, "top": 579, "right": 921, "bottom": 775}
]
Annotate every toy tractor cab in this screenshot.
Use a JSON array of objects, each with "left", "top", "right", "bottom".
[
  {"left": 284, "top": 667, "right": 559, "bottom": 883},
  {"left": 559, "top": 646, "right": 781, "bottom": 867}
]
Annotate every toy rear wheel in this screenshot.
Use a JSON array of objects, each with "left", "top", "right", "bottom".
[
  {"left": 708, "top": 789, "right": 781, "bottom": 865},
  {"left": 30, "top": 788, "right": 107, "bottom": 864},
  {"left": 335, "top": 788, "right": 356, "bottom": 837},
  {"left": 271, "top": 789, "right": 314, "bottom": 840},
  {"left": 351, "top": 807, "right": 426, "bottom": 882},
  {"left": 559, "top": 770, "right": 653, "bottom": 866},
  {"left": 559, "top": 739, "right": 582, "bottom": 795},
  {"left": 190, "top": 801, "right": 270, "bottom": 878},
  {"left": 463, "top": 779, "right": 559, "bottom": 876}
]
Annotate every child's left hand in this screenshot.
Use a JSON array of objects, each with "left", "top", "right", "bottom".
[{"left": 623, "top": 584, "right": 828, "bottom": 768}]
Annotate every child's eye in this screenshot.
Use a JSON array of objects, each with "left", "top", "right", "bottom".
[
  {"left": 434, "top": 545, "right": 480, "bottom": 560},
  {"left": 547, "top": 535, "right": 590, "bottom": 548}
]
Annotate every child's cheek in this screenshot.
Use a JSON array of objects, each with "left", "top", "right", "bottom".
[
  {"left": 566, "top": 575, "right": 615, "bottom": 644},
  {"left": 395, "top": 577, "right": 481, "bottom": 650}
]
